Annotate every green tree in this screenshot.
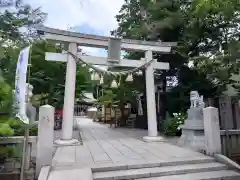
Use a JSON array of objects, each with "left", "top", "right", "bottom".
[
  {"left": 0, "top": 1, "right": 92, "bottom": 109},
  {"left": 0, "top": 72, "right": 13, "bottom": 114},
  {"left": 29, "top": 41, "right": 92, "bottom": 108},
  {"left": 185, "top": 0, "right": 240, "bottom": 83},
  {"left": 113, "top": 0, "right": 240, "bottom": 114},
  {"left": 112, "top": 0, "right": 188, "bottom": 120},
  {"left": 0, "top": 1, "right": 46, "bottom": 85},
  {"left": 0, "top": 1, "right": 45, "bottom": 115}
]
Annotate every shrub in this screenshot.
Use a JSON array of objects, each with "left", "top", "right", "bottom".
[
  {"left": 6, "top": 119, "right": 23, "bottom": 130},
  {"left": 29, "top": 126, "right": 38, "bottom": 136},
  {"left": 6, "top": 119, "right": 25, "bottom": 136},
  {"left": 0, "top": 123, "right": 14, "bottom": 137},
  {"left": 0, "top": 77, "right": 13, "bottom": 114},
  {"left": 0, "top": 118, "right": 38, "bottom": 136},
  {"left": 164, "top": 112, "right": 186, "bottom": 136}
]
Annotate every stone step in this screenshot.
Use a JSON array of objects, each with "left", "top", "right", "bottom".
[
  {"left": 137, "top": 170, "right": 240, "bottom": 180},
  {"left": 92, "top": 157, "right": 215, "bottom": 173},
  {"left": 93, "top": 162, "right": 228, "bottom": 180}
]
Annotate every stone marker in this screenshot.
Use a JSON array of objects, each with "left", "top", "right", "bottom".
[
  {"left": 36, "top": 105, "right": 55, "bottom": 177},
  {"left": 203, "top": 107, "right": 221, "bottom": 155}
]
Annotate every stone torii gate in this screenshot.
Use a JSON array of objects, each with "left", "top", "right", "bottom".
[{"left": 37, "top": 26, "right": 176, "bottom": 144}]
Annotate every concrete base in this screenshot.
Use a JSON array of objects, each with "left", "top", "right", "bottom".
[
  {"left": 178, "top": 130, "right": 205, "bottom": 153},
  {"left": 54, "top": 139, "right": 80, "bottom": 146},
  {"left": 178, "top": 107, "right": 205, "bottom": 152},
  {"left": 142, "top": 136, "right": 166, "bottom": 142},
  {"left": 47, "top": 168, "right": 93, "bottom": 180}
]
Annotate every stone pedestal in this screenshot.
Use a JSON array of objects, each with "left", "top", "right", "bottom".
[{"left": 178, "top": 108, "right": 205, "bottom": 152}]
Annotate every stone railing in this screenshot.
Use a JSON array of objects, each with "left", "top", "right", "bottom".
[
  {"left": 0, "top": 136, "right": 37, "bottom": 179},
  {"left": 220, "top": 130, "right": 240, "bottom": 164}
]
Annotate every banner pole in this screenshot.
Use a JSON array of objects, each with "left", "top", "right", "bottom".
[
  {"left": 20, "top": 44, "right": 32, "bottom": 180},
  {"left": 20, "top": 125, "right": 29, "bottom": 180}
]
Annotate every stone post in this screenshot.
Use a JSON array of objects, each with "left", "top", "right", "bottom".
[
  {"left": 36, "top": 105, "right": 54, "bottom": 177},
  {"left": 55, "top": 42, "right": 79, "bottom": 145},
  {"left": 203, "top": 107, "right": 221, "bottom": 156},
  {"left": 142, "top": 51, "right": 164, "bottom": 142}
]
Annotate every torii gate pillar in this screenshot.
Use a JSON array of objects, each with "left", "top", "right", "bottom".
[
  {"left": 145, "top": 51, "right": 157, "bottom": 136},
  {"left": 142, "top": 50, "right": 165, "bottom": 142},
  {"left": 55, "top": 43, "right": 79, "bottom": 145}
]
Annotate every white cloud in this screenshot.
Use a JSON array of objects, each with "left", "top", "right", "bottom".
[
  {"left": 24, "top": 0, "right": 124, "bottom": 35},
  {"left": 24, "top": 0, "right": 124, "bottom": 59}
]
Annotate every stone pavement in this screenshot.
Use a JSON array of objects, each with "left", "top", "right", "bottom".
[{"left": 51, "top": 117, "right": 208, "bottom": 169}]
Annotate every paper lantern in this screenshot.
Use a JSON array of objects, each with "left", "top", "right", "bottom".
[
  {"left": 137, "top": 70, "right": 143, "bottom": 75},
  {"left": 91, "top": 73, "right": 95, "bottom": 80},
  {"left": 125, "top": 74, "right": 133, "bottom": 82},
  {"left": 111, "top": 80, "right": 118, "bottom": 88}
]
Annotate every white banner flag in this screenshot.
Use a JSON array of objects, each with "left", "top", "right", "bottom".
[{"left": 15, "top": 46, "right": 31, "bottom": 124}]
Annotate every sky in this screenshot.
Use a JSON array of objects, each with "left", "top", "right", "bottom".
[{"left": 24, "top": 0, "right": 124, "bottom": 56}]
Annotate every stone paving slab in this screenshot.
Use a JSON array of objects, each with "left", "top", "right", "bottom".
[
  {"left": 93, "top": 162, "right": 227, "bottom": 180},
  {"left": 52, "top": 146, "right": 76, "bottom": 166},
  {"left": 75, "top": 145, "right": 94, "bottom": 165},
  {"left": 48, "top": 168, "right": 93, "bottom": 180},
  {"left": 138, "top": 170, "right": 240, "bottom": 180},
  {"left": 51, "top": 117, "right": 208, "bottom": 168},
  {"left": 51, "top": 156, "right": 215, "bottom": 172}
]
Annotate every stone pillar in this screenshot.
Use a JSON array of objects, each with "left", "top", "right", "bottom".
[
  {"left": 142, "top": 51, "right": 164, "bottom": 142},
  {"left": 145, "top": 50, "right": 157, "bottom": 137},
  {"left": 203, "top": 107, "right": 221, "bottom": 156},
  {"left": 56, "top": 43, "right": 79, "bottom": 145},
  {"left": 36, "top": 105, "right": 54, "bottom": 177}
]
